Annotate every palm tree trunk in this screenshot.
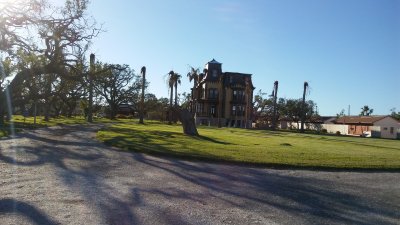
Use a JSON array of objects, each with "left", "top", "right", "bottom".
[
  {"left": 191, "top": 83, "right": 196, "bottom": 113},
  {"left": 139, "top": 66, "right": 146, "bottom": 124},
  {"left": 174, "top": 82, "right": 178, "bottom": 107},
  {"left": 169, "top": 86, "right": 173, "bottom": 108},
  {"left": 272, "top": 81, "right": 278, "bottom": 130},
  {"left": 300, "top": 82, "right": 308, "bottom": 133},
  {"left": 169, "top": 85, "right": 173, "bottom": 124}
]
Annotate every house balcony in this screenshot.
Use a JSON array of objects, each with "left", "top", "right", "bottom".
[
  {"left": 195, "top": 112, "right": 218, "bottom": 118},
  {"left": 196, "top": 98, "right": 219, "bottom": 103},
  {"left": 230, "top": 98, "right": 246, "bottom": 104},
  {"left": 231, "top": 111, "right": 245, "bottom": 117}
]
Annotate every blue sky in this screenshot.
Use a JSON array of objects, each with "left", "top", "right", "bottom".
[{"left": 87, "top": 0, "right": 399, "bottom": 116}]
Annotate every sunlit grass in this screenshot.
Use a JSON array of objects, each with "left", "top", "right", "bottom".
[{"left": 97, "top": 121, "right": 400, "bottom": 170}]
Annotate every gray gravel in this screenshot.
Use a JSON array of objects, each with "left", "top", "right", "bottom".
[{"left": 0, "top": 124, "right": 399, "bottom": 225}]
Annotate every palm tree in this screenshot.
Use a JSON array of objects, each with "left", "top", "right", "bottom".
[
  {"left": 360, "top": 105, "right": 373, "bottom": 116},
  {"left": 166, "top": 71, "right": 175, "bottom": 106},
  {"left": 139, "top": 66, "right": 146, "bottom": 124},
  {"left": 173, "top": 73, "right": 182, "bottom": 107},
  {"left": 166, "top": 70, "right": 181, "bottom": 123},
  {"left": 187, "top": 66, "right": 200, "bottom": 112},
  {"left": 187, "top": 66, "right": 199, "bottom": 88}
]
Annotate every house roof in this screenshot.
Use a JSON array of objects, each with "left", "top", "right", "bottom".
[
  {"left": 320, "top": 116, "right": 336, "bottom": 121},
  {"left": 335, "top": 116, "right": 388, "bottom": 125},
  {"left": 224, "top": 72, "right": 254, "bottom": 88},
  {"left": 207, "top": 59, "right": 221, "bottom": 64}
]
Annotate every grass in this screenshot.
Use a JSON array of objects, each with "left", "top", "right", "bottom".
[
  {"left": 97, "top": 121, "right": 400, "bottom": 170},
  {"left": 0, "top": 115, "right": 118, "bottom": 137}
]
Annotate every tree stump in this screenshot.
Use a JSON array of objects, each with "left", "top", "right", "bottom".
[{"left": 176, "top": 108, "right": 198, "bottom": 136}]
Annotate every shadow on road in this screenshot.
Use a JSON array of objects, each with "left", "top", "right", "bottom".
[
  {"left": 0, "top": 124, "right": 399, "bottom": 225},
  {"left": 0, "top": 199, "right": 58, "bottom": 225},
  {"left": 0, "top": 124, "right": 139, "bottom": 225},
  {"left": 131, "top": 154, "right": 400, "bottom": 225}
]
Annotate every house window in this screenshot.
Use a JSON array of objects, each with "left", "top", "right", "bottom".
[
  {"left": 390, "top": 127, "right": 394, "bottom": 134},
  {"left": 212, "top": 70, "right": 218, "bottom": 78},
  {"left": 208, "top": 88, "right": 218, "bottom": 99},
  {"left": 210, "top": 105, "right": 216, "bottom": 117},
  {"left": 238, "top": 105, "right": 244, "bottom": 116},
  {"left": 233, "top": 90, "right": 244, "bottom": 100},
  {"left": 196, "top": 103, "right": 204, "bottom": 113},
  {"left": 232, "top": 105, "right": 245, "bottom": 116}
]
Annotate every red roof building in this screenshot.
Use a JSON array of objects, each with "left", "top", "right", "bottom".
[{"left": 334, "top": 116, "right": 400, "bottom": 139}]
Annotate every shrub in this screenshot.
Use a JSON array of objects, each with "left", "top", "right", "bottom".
[
  {"left": 116, "top": 114, "right": 128, "bottom": 119},
  {"left": 336, "top": 131, "right": 341, "bottom": 135},
  {"left": 116, "top": 114, "right": 134, "bottom": 119},
  {"left": 321, "top": 129, "right": 327, "bottom": 133}
]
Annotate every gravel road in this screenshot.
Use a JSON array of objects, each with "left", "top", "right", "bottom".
[{"left": 0, "top": 124, "right": 399, "bottom": 225}]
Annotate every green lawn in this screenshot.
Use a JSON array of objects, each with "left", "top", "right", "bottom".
[
  {"left": 97, "top": 121, "right": 400, "bottom": 170},
  {"left": 0, "top": 115, "right": 115, "bottom": 137}
]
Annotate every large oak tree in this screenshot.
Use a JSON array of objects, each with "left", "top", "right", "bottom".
[{"left": 0, "top": 0, "right": 100, "bottom": 123}]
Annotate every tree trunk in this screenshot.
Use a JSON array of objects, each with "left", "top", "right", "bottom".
[
  {"left": 67, "top": 108, "right": 74, "bottom": 118},
  {"left": 110, "top": 103, "right": 118, "bottom": 120},
  {"left": 300, "top": 82, "right": 308, "bottom": 133},
  {"left": 44, "top": 75, "right": 51, "bottom": 122},
  {"left": 191, "top": 83, "right": 196, "bottom": 113},
  {"left": 174, "top": 82, "right": 178, "bottom": 107},
  {"left": 0, "top": 110, "right": 4, "bottom": 125},
  {"left": 272, "top": 81, "right": 278, "bottom": 130},
  {"left": 66, "top": 102, "right": 75, "bottom": 117},
  {"left": 0, "top": 93, "right": 4, "bottom": 125},
  {"left": 87, "top": 53, "right": 95, "bottom": 123},
  {"left": 33, "top": 101, "right": 37, "bottom": 126},
  {"left": 54, "top": 105, "right": 60, "bottom": 117},
  {"left": 177, "top": 108, "right": 198, "bottom": 136},
  {"left": 169, "top": 86, "right": 173, "bottom": 124},
  {"left": 139, "top": 66, "right": 146, "bottom": 124},
  {"left": 44, "top": 99, "right": 50, "bottom": 122}
]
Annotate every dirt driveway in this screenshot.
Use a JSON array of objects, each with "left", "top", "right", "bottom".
[{"left": 0, "top": 124, "right": 399, "bottom": 225}]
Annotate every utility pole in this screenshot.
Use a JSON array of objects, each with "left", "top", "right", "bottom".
[{"left": 87, "top": 53, "right": 95, "bottom": 123}]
